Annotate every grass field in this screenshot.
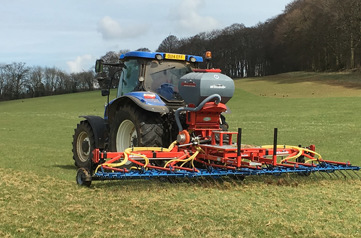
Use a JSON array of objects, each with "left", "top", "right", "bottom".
[{"left": 0, "top": 71, "right": 361, "bottom": 237}]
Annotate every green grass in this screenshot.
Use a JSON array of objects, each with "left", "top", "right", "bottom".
[
  {"left": 235, "top": 71, "right": 361, "bottom": 98},
  {"left": 1, "top": 72, "right": 361, "bottom": 237}
]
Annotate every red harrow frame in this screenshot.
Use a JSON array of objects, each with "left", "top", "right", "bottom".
[{"left": 76, "top": 95, "right": 360, "bottom": 186}]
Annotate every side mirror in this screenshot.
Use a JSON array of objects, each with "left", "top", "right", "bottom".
[
  {"left": 101, "top": 89, "right": 110, "bottom": 96},
  {"left": 95, "top": 72, "right": 107, "bottom": 82},
  {"left": 95, "top": 59, "right": 104, "bottom": 73}
]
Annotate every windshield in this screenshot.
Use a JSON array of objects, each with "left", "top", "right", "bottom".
[{"left": 144, "top": 60, "right": 192, "bottom": 101}]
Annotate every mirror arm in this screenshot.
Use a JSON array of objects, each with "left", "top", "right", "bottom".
[
  {"left": 105, "top": 68, "right": 123, "bottom": 109},
  {"left": 103, "top": 62, "right": 125, "bottom": 67}
]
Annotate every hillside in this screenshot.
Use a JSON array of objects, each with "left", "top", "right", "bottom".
[{"left": 235, "top": 71, "right": 361, "bottom": 98}]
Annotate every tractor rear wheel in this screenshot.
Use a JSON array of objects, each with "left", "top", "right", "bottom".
[
  {"left": 72, "top": 121, "right": 95, "bottom": 169},
  {"left": 110, "top": 105, "right": 165, "bottom": 154}
]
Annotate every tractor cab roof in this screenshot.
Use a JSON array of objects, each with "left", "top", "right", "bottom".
[{"left": 120, "top": 51, "right": 204, "bottom": 63}]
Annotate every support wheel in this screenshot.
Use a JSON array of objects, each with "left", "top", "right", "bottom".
[
  {"left": 76, "top": 168, "right": 92, "bottom": 187},
  {"left": 72, "top": 121, "right": 96, "bottom": 169}
]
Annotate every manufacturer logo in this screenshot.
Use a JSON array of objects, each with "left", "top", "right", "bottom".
[
  {"left": 203, "top": 117, "right": 211, "bottom": 122},
  {"left": 210, "top": 84, "right": 226, "bottom": 89}
]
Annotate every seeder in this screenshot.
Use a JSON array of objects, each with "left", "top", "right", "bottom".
[{"left": 76, "top": 94, "right": 360, "bottom": 187}]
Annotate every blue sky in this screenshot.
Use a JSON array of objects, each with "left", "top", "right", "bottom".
[{"left": 0, "top": 0, "right": 292, "bottom": 73}]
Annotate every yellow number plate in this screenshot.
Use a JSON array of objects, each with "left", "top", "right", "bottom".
[{"left": 165, "top": 53, "right": 186, "bottom": 60}]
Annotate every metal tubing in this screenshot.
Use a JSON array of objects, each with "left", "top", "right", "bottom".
[
  {"left": 174, "top": 94, "right": 221, "bottom": 132},
  {"left": 237, "top": 128, "right": 242, "bottom": 157},
  {"left": 273, "top": 128, "right": 278, "bottom": 166}
]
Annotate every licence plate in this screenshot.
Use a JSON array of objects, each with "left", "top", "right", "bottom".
[{"left": 164, "top": 53, "right": 186, "bottom": 60}]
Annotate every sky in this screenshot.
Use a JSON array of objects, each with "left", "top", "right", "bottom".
[{"left": 0, "top": 0, "right": 292, "bottom": 73}]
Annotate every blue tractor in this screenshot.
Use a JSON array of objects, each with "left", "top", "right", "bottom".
[{"left": 72, "top": 51, "right": 234, "bottom": 170}]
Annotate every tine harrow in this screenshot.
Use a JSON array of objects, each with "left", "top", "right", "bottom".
[
  {"left": 76, "top": 128, "right": 360, "bottom": 186},
  {"left": 75, "top": 96, "right": 360, "bottom": 187}
]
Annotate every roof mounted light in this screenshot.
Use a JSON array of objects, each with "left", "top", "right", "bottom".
[
  {"left": 189, "top": 56, "right": 196, "bottom": 63},
  {"left": 205, "top": 51, "right": 212, "bottom": 60},
  {"left": 155, "top": 54, "right": 163, "bottom": 60}
]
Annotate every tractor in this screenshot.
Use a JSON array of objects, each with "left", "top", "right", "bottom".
[
  {"left": 73, "top": 51, "right": 359, "bottom": 187},
  {"left": 72, "top": 51, "right": 234, "bottom": 171}
]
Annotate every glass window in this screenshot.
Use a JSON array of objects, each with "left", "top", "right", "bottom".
[
  {"left": 117, "top": 59, "right": 140, "bottom": 97},
  {"left": 144, "top": 60, "right": 192, "bottom": 101}
]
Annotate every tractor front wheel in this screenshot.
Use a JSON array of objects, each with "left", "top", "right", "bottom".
[{"left": 72, "top": 121, "right": 95, "bottom": 169}]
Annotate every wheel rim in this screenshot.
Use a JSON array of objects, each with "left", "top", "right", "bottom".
[
  {"left": 76, "top": 131, "right": 90, "bottom": 162},
  {"left": 116, "top": 119, "right": 138, "bottom": 152}
]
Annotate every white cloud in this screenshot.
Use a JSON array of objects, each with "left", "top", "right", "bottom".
[
  {"left": 97, "top": 16, "right": 149, "bottom": 40},
  {"left": 171, "top": 0, "right": 221, "bottom": 35},
  {"left": 67, "top": 54, "right": 93, "bottom": 73}
]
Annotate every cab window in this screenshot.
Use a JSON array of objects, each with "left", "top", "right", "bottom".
[
  {"left": 144, "top": 60, "right": 192, "bottom": 101},
  {"left": 117, "top": 59, "right": 140, "bottom": 97}
]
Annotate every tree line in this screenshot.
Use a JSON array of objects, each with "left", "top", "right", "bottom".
[
  {"left": 157, "top": 0, "right": 361, "bottom": 77},
  {"left": 2, "top": 0, "right": 360, "bottom": 101},
  {"left": 0, "top": 62, "right": 95, "bottom": 101}
]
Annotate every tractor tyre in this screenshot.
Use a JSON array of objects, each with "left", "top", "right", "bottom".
[
  {"left": 109, "top": 105, "right": 166, "bottom": 154},
  {"left": 72, "top": 121, "right": 96, "bottom": 169}
]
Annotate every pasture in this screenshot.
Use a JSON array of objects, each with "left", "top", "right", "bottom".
[{"left": 0, "top": 71, "right": 361, "bottom": 237}]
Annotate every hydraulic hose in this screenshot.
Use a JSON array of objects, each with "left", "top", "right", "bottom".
[
  {"left": 94, "top": 141, "right": 178, "bottom": 173},
  {"left": 261, "top": 145, "right": 322, "bottom": 163},
  {"left": 175, "top": 94, "right": 222, "bottom": 132}
]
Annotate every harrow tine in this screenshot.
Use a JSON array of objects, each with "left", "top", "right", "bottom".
[
  {"left": 206, "top": 176, "right": 221, "bottom": 187},
  {"left": 317, "top": 171, "right": 327, "bottom": 179},
  {"left": 185, "top": 177, "right": 194, "bottom": 184},
  {"left": 310, "top": 171, "right": 321, "bottom": 180},
  {"left": 315, "top": 171, "right": 326, "bottom": 180},
  {"left": 313, "top": 172, "right": 324, "bottom": 181},
  {"left": 230, "top": 177, "right": 239, "bottom": 186},
  {"left": 353, "top": 170, "right": 361, "bottom": 179},
  {"left": 212, "top": 177, "right": 224, "bottom": 187},
  {"left": 219, "top": 176, "right": 226, "bottom": 183},
  {"left": 195, "top": 177, "right": 203, "bottom": 185},
  {"left": 344, "top": 169, "right": 356, "bottom": 179},
  {"left": 168, "top": 177, "right": 177, "bottom": 183},
  {"left": 337, "top": 170, "right": 347, "bottom": 179},
  {"left": 204, "top": 176, "right": 213, "bottom": 184},
  {"left": 329, "top": 171, "right": 339, "bottom": 179},
  {"left": 289, "top": 173, "right": 299, "bottom": 184}
]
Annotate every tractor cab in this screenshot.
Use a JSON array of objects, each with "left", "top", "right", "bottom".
[{"left": 116, "top": 52, "right": 203, "bottom": 102}]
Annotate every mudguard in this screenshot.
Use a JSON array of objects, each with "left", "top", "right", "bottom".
[
  {"left": 80, "top": 115, "right": 108, "bottom": 149},
  {"left": 105, "top": 92, "right": 170, "bottom": 121}
]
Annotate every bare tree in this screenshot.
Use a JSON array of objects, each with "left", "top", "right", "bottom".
[
  {"left": 156, "top": 35, "right": 179, "bottom": 52},
  {"left": 28, "top": 66, "right": 44, "bottom": 97},
  {"left": 2, "top": 62, "right": 29, "bottom": 99}
]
